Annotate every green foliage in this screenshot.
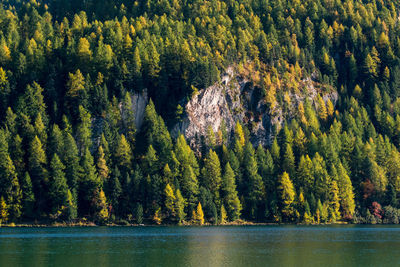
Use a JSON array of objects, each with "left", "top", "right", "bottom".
[
  {"left": 222, "top": 163, "right": 242, "bottom": 221},
  {"left": 48, "top": 154, "right": 70, "bottom": 217},
  {"left": 2, "top": 0, "right": 400, "bottom": 226}
]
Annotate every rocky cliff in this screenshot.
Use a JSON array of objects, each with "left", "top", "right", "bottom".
[{"left": 171, "top": 66, "right": 338, "bottom": 149}]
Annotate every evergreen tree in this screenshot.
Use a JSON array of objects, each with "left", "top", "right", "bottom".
[
  {"left": 221, "top": 163, "right": 242, "bottom": 221},
  {"left": 21, "top": 172, "right": 35, "bottom": 219},
  {"left": 62, "top": 133, "right": 80, "bottom": 197},
  {"left": 243, "top": 142, "right": 265, "bottom": 220},
  {"left": 192, "top": 202, "right": 205, "bottom": 225},
  {"left": 337, "top": 163, "right": 355, "bottom": 220},
  {"left": 175, "top": 189, "right": 186, "bottom": 224},
  {"left": 328, "top": 180, "right": 340, "bottom": 222},
  {"left": 278, "top": 172, "right": 296, "bottom": 222},
  {"left": 28, "top": 136, "right": 48, "bottom": 213},
  {"left": 164, "top": 183, "right": 175, "bottom": 220},
  {"left": 78, "top": 148, "right": 100, "bottom": 217},
  {"left": 115, "top": 134, "right": 132, "bottom": 171},
  {"left": 202, "top": 149, "right": 222, "bottom": 206},
  {"left": 48, "top": 154, "right": 69, "bottom": 217},
  {"left": 97, "top": 146, "right": 109, "bottom": 183},
  {"left": 0, "top": 197, "right": 8, "bottom": 224},
  {"left": 76, "top": 105, "right": 92, "bottom": 154}
]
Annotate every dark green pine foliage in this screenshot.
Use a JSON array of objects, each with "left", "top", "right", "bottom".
[
  {"left": 48, "top": 154, "right": 70, "bottom": 217},
  {"left": 21, "top": 172, "right": 35, "bottom": 219},
  {"left": 78, "top": 148, "right": 100, "bottom": 217},
  {"left": 242, "top": 142, "right": 265, "bottom": 220},
  {"left": 2, "top": 0, "right": 400, "bottom": 225},
  {"left": 221, "top": 163, "right": 242, "bottom": 221}
]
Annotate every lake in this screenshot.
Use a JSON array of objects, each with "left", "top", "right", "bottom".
[{"left": 0, "top": 225, "right": 399, "bottom": 266}]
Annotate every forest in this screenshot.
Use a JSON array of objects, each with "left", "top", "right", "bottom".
[{"left": 1, "top": 0, "right": 400, "bottom": 225}]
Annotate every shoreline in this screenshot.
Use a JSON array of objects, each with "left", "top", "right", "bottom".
[{"left": 0, "top": 221, "right": 351, "bottom": 228}]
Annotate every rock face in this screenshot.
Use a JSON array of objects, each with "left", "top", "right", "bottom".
[
  {"left": 172, "top": 66, "right": 338, "bottom": 150},
  {"left": 171, "top": 67, "right": 247, "bottom": 147},
  {"left": 92, "top": 89, "right": 148, "bottom": 146},
  {"left": 130, "top": 88, "right": 148, "bottom": 129}
]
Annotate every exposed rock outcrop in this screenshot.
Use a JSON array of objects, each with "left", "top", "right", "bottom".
[
  {"left": 172, "top": 66, "right": 338, "bottom": 150},
  {"left": 130, "top": 88, "right": 148, "bottom": 129}
]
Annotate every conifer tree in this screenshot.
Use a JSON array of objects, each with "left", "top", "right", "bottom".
[
  {"left": 48, "top": 154, "right": 69, "bottom": 216},
  {"left": 28, "top": 136, "right": 48, "bottom": 212},
  {"left": 95, "top": 189, "right": 109, "bottom": 223},
  {"left": 0, "top": 197, "right": 8, "bottom": 224},
  {"left": 297, "top": 155, "right": 314, "bottom": 192},
  {"left": 62, "top": 133, "right": 80, "bottom": 196},
  {"left": 193, "top": 202, "right": 205, "bottom": 225},
  {"left": 175, "top": 189, "right": 186, "bottom": 224},
  {"left": 21, "top": 172, "right": 35, "bottom": 219},
  {"left": 79, "top": 148, "right": 100, "bottom": 217},
  {"left": 181, "top": 165, "right": 199, "bottom": 210},
  {"left": 76, "top": 105, "right": 92, "bottom": 154},
  {"left": 243, "top": 142, "right": 265, "bottom": 220},
  {"left": 202, "top": 149, "right": 222, "bottom": 206},
  {"left": 0, "top": 130, "right": 22, "bottom": 221},
  {"left": 97, "top": 146, "right": 109, "bottom": 183},
  {"left": 282, "top": 143, "right": 295, "bottom": 177},
  {"left": 115, "top": 134, "right": 132, "bottom": 171},
  {"left": 221, "top": 163, "right": 242, "bottom": 221},
  {"left": 337, "top": 163, "right": 355, "bottom": 220},
  {"left": 328, "top": 180, "right": 340, "bottom": 221},
  {"left": 107, "top": 167, "right": 122, "bottom": 216},
  {"left": 220, "top": 205, "right": 227, "bottom": 224},
  {"left": 164, "top": 183, "right": 175, "bottom": 219},
  {"left": 278, "top": 172, "right": 296, "bottom": 221}
]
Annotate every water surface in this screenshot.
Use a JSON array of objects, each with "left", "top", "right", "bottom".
[{"left": 0, "top": 225, "right": 399, "bottom": 266}]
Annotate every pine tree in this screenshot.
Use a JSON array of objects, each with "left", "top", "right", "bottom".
[
  {"left": 48, "top": 154, "right": 69, "bottom": 216},
  {"left": 192, "top": 202, "right": 205, "bottom": 225},
  {"left": 221, "top": 163, "right": 242, "bottom": 221},
  {"left": 282, "top": 143, "right": 295, "bottom": 177},
  {"left": 97, "top": 146, "right": 109, "bottom": 183},
  {"left": 164, "top": 183, "right": 176, "bottom": 219},
  {"left": 317, "top": 95, "right": 328, "bottom": 121},
  {"left": 328, "top": 180, "right": 340, "bottom": 222},
  {"left": 107, "top": 167, "right": 122, "bottom": 216},
  {"left": 337, "top": 163, "right": 355, "bottom": 220},
  {"left": 142, "top": 100, "right": 173, "bottom": 162},
  {"left": 62, "top": 133, "right": 80, "bottom": 197},
  {"left": 202, "top": 149, "right": 222, "bottom": 206},
  {"left": 95, "top": 189, "right": 109, "bottom": 223},
  {"left": 21, "top": 172, "right": 35, "bottom": 219},
  {"left": 28, "top": 136, "right": 48, "bottom": 213},
  {"left": 297, "top": 155, "right": 314, "bottom": 192},
  {"left": 243, "top": 142, "right": 265, "bottom": 220},
  {"left": 115, "top": 134, "right": 132, "bottom": 171},
  {"left": 175, "top": 189, "right": 186, "bottom": 224},
  {"left": 0, "top": 130, "right": 22, "bottom": 221},
  {"left": 143, "top": 145, "right": 158, "bottom": 175},
  {"left": 76, "top": 105, "right": 92, "bottom": 154},
  {"left": 65, "top": 189, "right": 77, "bottom": 220},
  {"left": 0, "top": 197, "right": 8, "bottom": 224},
  {"left": 220, "top": 205, "right": 227, "bottom": 224},
  {"left": 135, "top": 203, "right": 143, "bottom": 224},
  {"left": 79, "top": 148, "right": 100, "bottom": 217},
  {"left": 270, "top": 138, "right": 280, "bottom": 163},
  {"left": 181, "top": 165, "right": 199, "bottom": 210},
  {"left": 278, "top": 172, "right": 296, "bottom": 221},
  {"left": 48, "top": 124, "right": 63, "bottom": 159},
  {"left": 234, "top": 122, "right": 245, "bottom": 147}
]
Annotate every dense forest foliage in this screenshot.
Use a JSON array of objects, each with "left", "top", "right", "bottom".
[{"left": 1, "top": 0, "right": 400, "bottom": 225}]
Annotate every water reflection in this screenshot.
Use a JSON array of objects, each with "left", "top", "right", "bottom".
[{"left": 1, "top": 226, "right": 400, "bottom": 266}]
